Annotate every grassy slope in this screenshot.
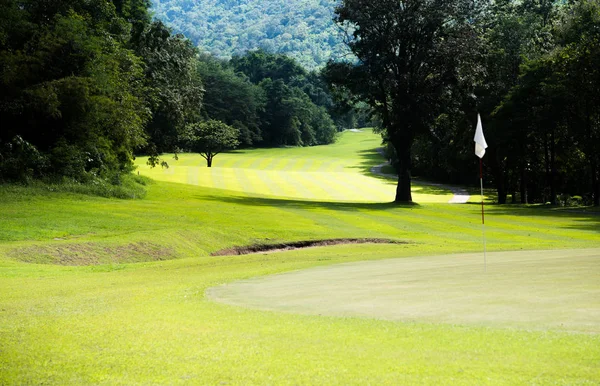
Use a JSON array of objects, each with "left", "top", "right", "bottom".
[{"left": 1, "top": 130, "right": 599, "bottom": 384}]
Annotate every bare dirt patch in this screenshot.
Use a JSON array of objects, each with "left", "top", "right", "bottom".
[
  {"left": 212, "top": 238, "right": 407, "bottom": 256},
  {"left": 10, "top": 242, "right": 175, "bottom": 266}
]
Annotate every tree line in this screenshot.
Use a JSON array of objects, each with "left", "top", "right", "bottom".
[
  {"left": 0, "top": 0, "right": 349, "bottom": 181},
  {"left": 2, "top": 0, "right": 598, "bottom": 206},
  {"left": 326, "top": 0, "right": 600, "bottom": 206}
]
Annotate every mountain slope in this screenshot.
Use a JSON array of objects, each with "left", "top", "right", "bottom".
[{"left": 150, "top": 0, "right": 350, "bottom": 69}]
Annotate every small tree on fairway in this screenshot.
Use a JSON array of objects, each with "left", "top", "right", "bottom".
[{"left": 187, "top": 120, "right": 239, "bottom": 167}]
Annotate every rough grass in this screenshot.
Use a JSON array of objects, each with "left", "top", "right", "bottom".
[
  {"left": 0, "top": 174, "right": 151, "bottom": 200},
  {"left": 0, "top": 129, "right": 599, "bottom": 384},
  {"left": 8, "top": 241, "right": 175, "bottom": 265}
]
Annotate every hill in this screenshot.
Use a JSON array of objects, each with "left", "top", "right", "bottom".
[{"left": 150, "top": 0, "right": 351, "bottom": 69}]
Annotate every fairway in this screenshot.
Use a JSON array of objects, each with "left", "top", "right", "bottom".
[
  {"left": 209, "top": 248, "right": 600, "bottom": 333},
  {"left": 135, "top": 129, "right": 455, "bottom": 203}
]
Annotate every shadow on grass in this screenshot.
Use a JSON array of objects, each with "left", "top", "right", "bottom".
[
  {"left": 465, "top": 202, "right": 600, "bottom": 233},
  {"left": 347, "top": 148, "right": 395, "bottom": 182},
  {"left": 197, "top": 194, "right": 420, "bottom": 212},
  {"left": 411, "top": 183, "right": 453, "bottom": 196}
]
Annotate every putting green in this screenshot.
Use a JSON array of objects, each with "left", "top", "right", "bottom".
[{"left": 208, "top": 248, "right": 600, "bottom": 333}]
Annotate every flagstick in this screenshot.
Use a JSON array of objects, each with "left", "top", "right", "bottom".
[{"left": 480, "top": 158, "right": 487, "bottom": 273}]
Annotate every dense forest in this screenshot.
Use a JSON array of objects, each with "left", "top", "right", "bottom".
[
  {"left": 150, "top": 0, "right": 350, "bottom": 69},
  {"left": 1, "top": 0, "right": 598, "bottom": 206},
  {"left": 326, "top": 0, "right": 600, "bottom": 205}
]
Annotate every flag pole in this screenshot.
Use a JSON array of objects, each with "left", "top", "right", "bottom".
[
  {"left": 480, "top": 158, "right": 487, "bottom": 273},
  {"left": 474, "top": 113, "right": 488, "bottom": 273}
]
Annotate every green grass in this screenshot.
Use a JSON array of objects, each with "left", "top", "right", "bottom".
[
  {"left": 1, "top": 129, "right": 599, "bottom": 384},
  {"left": 210, "top": 248, "right": 600, "bottom": 333},
  {"left": 135, "top": 129, "right": 454, "bottom": 203}
]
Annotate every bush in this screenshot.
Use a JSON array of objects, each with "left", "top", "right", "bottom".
[
  {"left": 558, "top": 194, "right": 585, "bottom": 207},
  {"left": 0, "top": 136, "right": 49, "bottom": 182}
]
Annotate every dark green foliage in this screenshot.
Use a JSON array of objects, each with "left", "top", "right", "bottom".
[
  {"left": 0, "top": 0, "right": 148, "bottom": 182},
  {"left": 231, "top": 49, "right": 307, "bottom": 84},
  {"left": 133, "top": 20, "right": 204, "bottom": 164},
  {"left": 150, "top": 0, "right": 350, "bottom": 69},
  {"left": 0, "top": 0, "right": 340, "bottom": 185},
  {"left": 0, "top": 136, "right": 49, "bottom": 182},
  {"left": 196, "top": 55, "right": 265, "bottom": 146},
  {"left": 231, "top": 50, "right": 337, "bottom": 147},
  {"left": 185, "top": 120, "right": 240, "bottom": 167},
  {"left": 479, "top": 0, "right": 600, "bottom": 206},
  {"left": 3, "top": 0, "right": 597, "bottom": 205},
  {"left": 324, "top": 0, "right": 599, "bottom": 206}
]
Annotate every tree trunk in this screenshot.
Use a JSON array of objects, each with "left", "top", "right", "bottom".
[
  {"left": 520, "top": 162, "right": 528, "bottom": 204},
  {"left": 490, "top": 148, "right": 507, "bottom": 204},
  {"left": 207, "top": 155, "right": 213, "bottom": 167},
  {"left": 393, "top": 138, "right": 413, "bottom": 203},
  {"left": 585, "top": 107, "right": 599, "bottom": 206},
  {"left": 593, "top": 158, "right": 599, "bottom": 207},
  {"left": 550, "top": 128, "right": 557, "bottom": 205},
  {"left": 543, "top": 131, "right": 550, "bottom": 204}
]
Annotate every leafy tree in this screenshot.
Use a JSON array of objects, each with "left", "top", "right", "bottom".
[
  {"left": 196, "top": 55, "right": 266, "bottom": 146},
  {"left": 0, "top": 0, "right": 148, "bottom": 182},
  {"left": 185, "top": 120, "right": 240, "bottom": 167},
  {"left": 231, "top": 49, "right": 307, "bottom": 84},
  {"left": 485, "top": 0, "right": 600, "bottom": 206},
  {"left": 133, "top": 20, "right": 204, "bottom": 166},
  {"left": 476, "top": 0, "right": 559, "bottom": 204},
  {"left": 258, "top": 79, "right": 303, "bottom": 146},
  {"left": 554, "top": 0, "right": 600, "bottom": 205},
  {"left": 325, "top": 0, "right": 482, "bottom": 202},
  {"left": 231, "top": 50, "right": 338, "bottom": 147}
]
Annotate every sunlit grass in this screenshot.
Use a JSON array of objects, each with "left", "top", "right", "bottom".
[
  {"left": 1, "top": 129, "right": 599, "bottom": 384},
  {"left": 135, "top": 129, "right": 454, "bottom": 203}
]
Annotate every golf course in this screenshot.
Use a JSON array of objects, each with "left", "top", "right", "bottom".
[{"left": 1, "top": 129, "right": 599, "bottom": 384}]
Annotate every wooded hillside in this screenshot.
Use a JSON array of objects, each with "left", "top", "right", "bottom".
[{"left": 150, "top": 0, "right": 350, "bottom": 69}]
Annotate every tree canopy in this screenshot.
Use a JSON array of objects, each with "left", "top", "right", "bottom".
[
  {"left": 0, "top": 0, "right": 150, "bottom": 181},
  {"left": 184, "top": 120, "right": 239, "bottom": 167},
  {"left": 150, "top": 0, "right": 351, "bottom": 69},
  {"left": 0, "top": 0, "right": 344, "bottom": 186},
  {"left": 323, "top": 0, "right": 600, "bottom": 206}
]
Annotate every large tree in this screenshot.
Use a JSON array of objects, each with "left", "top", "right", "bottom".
[
  {"left": 195, "top": 55, "right": 266, "bottom": 146},
  {"left": 324, "top": 0, "right": 482, "bottom": 202},
  {"left": 133, "top": 20, "right": 204, "bottom": 166}
]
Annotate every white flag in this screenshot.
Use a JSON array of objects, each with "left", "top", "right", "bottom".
[{"left": 474, "top": 114, "right": 487, "bottom": 158}]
